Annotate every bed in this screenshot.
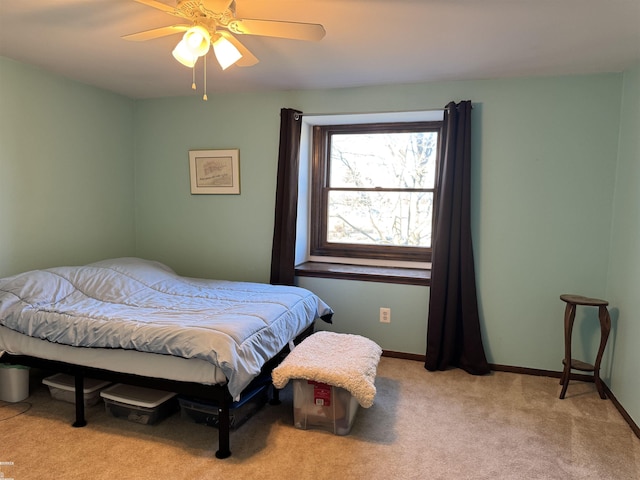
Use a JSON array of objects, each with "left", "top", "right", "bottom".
[{"left": 0, "top": 257, "right": 333, "bottom": 458}]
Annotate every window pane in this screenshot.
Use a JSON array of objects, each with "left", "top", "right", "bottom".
[
  {"left": 329, "top": 132, "right": 438, "bottom": 189},
  {"left": 327, "top": 191, "right": 433, "bottom": 247}
]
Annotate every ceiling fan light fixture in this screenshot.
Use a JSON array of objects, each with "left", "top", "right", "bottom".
[
  {"left": 183, "top": 26, "right": 211, "bottom": 57},
  {"left": 172, "top": 39, "right": 198, "bottom": 68},
  {"left": 124, "top": 0, "right": 325, "bottom": 98},
  {"left": 213, "top": 36, "right": 243, "bottom": 70}
]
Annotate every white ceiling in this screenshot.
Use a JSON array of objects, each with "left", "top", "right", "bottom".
[{"left": 1, "top": 0, "right": 638, "bottom": 100}]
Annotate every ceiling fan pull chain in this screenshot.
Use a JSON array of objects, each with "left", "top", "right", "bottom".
[
  {"left": 203, "top": 54, "right": 208, "bottom": 101},
  {"left": 192, "top": 64, "right": 197, "bottom": 90}
]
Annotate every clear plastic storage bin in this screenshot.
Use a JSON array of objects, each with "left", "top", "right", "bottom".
[
  {"left": 42, "top": 373, "right": 111, "bottom": 407},
  {"left": 179, "top": 383, "right": 268, "bottom": 430},
  {"left": 100, "top": 383, "right": 177, "bottom": 425},
  {"left": 293, "top": 379, "right": 359, "bottom": 435}
]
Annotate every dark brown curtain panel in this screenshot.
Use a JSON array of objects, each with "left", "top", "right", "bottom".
[
  {"left": 270, "top": 108, "right": 303, "bottom": 286},
  {"left": 425, "top": 101, "right": 490, "bottom": 375}
]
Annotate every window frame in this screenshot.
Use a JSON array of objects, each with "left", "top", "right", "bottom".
[{"left": 309, "top": 121, "right": 443, "bottom": 264}]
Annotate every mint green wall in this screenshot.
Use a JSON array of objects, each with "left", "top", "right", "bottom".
[
  {"left": 133, "top": 92, "right": 289, "bottom": 281},
  {"left": 135, "top": 75, "right": 621, "bottom": 373},
  {"left": 0, "top": 58, "right": 136, "bottom": 277},
  {"left": 607, "top": 63, "right": 640, "bottom": 425},
  {"left": 300, "top": 75, "right": 622, "bottom": 369}
]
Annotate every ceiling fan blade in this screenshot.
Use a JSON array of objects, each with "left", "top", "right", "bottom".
[
  {"left": 132, "top": 0, "right": 177, "bottom": 14},
  {"left": 227, "top": 19, "right": 326, "bottom": 41},
  {"left": 122, "top": 25, "right": 190, "bottom": 41},
  {"left": 218, "top": 31, "right": 259, "bottom": 67}
]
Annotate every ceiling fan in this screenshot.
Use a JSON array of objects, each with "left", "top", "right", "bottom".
[{"left": 124, "top": 0, "right": 326, "bottom": 98}]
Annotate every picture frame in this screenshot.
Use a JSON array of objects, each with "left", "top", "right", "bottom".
[{"left": 189, "top": 149, "right": 240, "bottom": 195}]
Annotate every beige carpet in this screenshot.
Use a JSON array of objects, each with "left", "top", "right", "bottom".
[{"left": 1, "top": 357, "right": 638, "bottom": 480}]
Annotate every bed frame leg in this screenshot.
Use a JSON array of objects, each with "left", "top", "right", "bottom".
[
  {"left": 215, "top": 399, "right": 231, "bottom": 459},
  {"left": 72, "top": 374, "right": 87, "bottom": 428},
  {"left": 270, "top": 385, "right": 281, "bottom": 405}
]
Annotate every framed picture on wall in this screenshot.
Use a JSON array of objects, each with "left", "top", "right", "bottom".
[{"left": 189, "top": 149, "right": 240, "bottom": 194}]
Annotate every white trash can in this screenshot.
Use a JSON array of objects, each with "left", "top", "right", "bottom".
[{"left": 0, "top": 364, "right": 30, "bottom": 402}]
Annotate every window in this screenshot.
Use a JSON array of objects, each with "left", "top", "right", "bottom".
[{"left": 310, "top": 121, "right": 443, "bottom": 264}]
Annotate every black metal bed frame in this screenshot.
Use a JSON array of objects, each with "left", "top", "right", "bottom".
[{"left": 0, "top": 324, "right": 313, "bottom": 459}]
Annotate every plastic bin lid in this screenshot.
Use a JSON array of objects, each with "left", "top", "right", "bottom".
[
  {"left": 42, "top": 373, "right": 111, "bottom": 394},
  {"left": 100, "top": 383, "right": 176, "bottom": 408}
]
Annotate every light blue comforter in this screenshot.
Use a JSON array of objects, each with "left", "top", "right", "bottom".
[{"left": 0, "top": 257, "right": 333, "bottom": 399}]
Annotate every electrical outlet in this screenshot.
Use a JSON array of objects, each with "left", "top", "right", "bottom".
[{"left": 380, "top": 307, "right": 391, "bottom": 323}]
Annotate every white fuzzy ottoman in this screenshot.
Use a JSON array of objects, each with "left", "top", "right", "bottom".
[
  {"left": 272, "top": 331, "right": 382, "bottom": 434},
  {"left": 272, "top": 331, "right": 382, "bottom": 408}
]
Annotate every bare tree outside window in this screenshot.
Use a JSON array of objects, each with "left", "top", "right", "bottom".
[
  {"left": 310, "top": 122, "right": 442, "bottom": 263},
  {"left": 328, "top": 131, "right": 437, "bottom": 247}
]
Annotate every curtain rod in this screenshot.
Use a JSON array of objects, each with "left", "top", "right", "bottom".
[{"left": 299, "top": 108, "right": 446, "bottom": 117}]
